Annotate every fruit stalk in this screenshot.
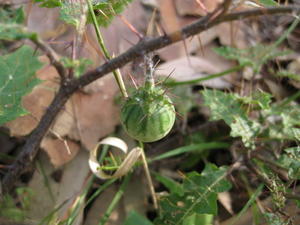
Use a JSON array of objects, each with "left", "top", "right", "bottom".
[{"left": 139, "top": 141, "right": 158, "bottom": 209}]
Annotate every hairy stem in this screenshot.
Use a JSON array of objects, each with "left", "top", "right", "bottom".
[{"left": 86, "top": 0, "right": 128, "bottom": 98}]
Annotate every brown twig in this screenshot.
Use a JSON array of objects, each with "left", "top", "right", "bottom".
[
  {"left": 2, "top": 5, "right": 300, "bottom": 193},
  {"left": 31, "top": 37, "right": 67, "bottom": 81}
]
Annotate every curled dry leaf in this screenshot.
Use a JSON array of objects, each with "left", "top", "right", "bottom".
[
  {"left": 155, "top": 56, "right": 231, "bottom": 89},
  {"left": 89, "top": 137, "right": 142, "bottom": 179},
  {"left": 41, "top": 137, "right": 80, "bottom": 167}
]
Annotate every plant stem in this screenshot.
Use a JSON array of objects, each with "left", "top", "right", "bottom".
[
  {"left": 86, "top": 0, "right": 128, "bottom": 98},
  {"left": 272, "top": 13, "right": 300, "bottom": 48},
  {"left": 278, "top": 90, "right": 300, "bottom": 107},
  {"left": 139, "top": 141, "right": 158, "bottom": 209},
  {"left": 98, "top": 174, "right": 131, "bottom": 225}
]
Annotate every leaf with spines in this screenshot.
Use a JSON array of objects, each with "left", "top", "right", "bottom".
[
  {"left": 278, "top": 147, "right": 300, "bottom": 179},
  {"left": 59, "top": 1, "right": 86, "bottom": 28},
  {"left": 201, "top": 89, "right": 261, "bottom": 148},
  {"left": 266, "top": 104, "right": 300, "bottom": 141},
  {"left": 89, "top": 0, "right": 134, "bottom": 27},
  {"left": 155, "top": 164, "right": 231, "bottom": 225},
  {"left": 0, "top": 45, "right": 43, "bottom": 125}
]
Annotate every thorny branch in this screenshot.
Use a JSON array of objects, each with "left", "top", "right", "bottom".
[
  {"left": 2, "top": 4, "right": 300, "bottom": 193},
  {"left": 31, "top": 37, "right": 67, "bottom": 81}
]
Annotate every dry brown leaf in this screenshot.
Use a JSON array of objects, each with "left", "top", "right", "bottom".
[
  {"left": 159, "top": 0, "right": 180, "bottom": 34},
  {"left": 218, "top": 191, "right": 234, "bottom": 215},
  {"left": 155, "top": 56, "right": 231, "bottom": 89},
  {"left": 264, "top": 79, "right": 289, "bottom": 101},
  {"left": 158, "top": 27, "right": 219, "bottom": 61},
  {"left": 41, "top": 137, "right": 80, "bottom": 167},
  {"left": 196, "top": 42, "right": 235, "bottom": 71},
  {"left": 28, "top": 150, "right": 89, "bottom": 224},
  {"left": 158, "top": 5, "right": 218, "bottom": 60},
  {"left": 175, "top": 0, "right": 222, "bottom": 16},
  {"left": 287, "top": 58, "right": 300, "bottom": 88},
  {"left": 217, "top": 22, "right": 248, "bottom": 49},
  {"left": 53, "top": 74, "right": 120, "bottom": 150}
]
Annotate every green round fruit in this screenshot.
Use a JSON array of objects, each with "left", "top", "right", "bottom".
[{"left": 120, "top": 86, "right": 175, "bottom": 143}]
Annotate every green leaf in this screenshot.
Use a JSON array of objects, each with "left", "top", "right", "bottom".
[
  {"left": 266, "top": 104, "right": 300, "bottom": 141},
  {"left": 264, "top": 213, "right": 288, "bottom": 225},
  {"left": 278, "top": 147, "right": 300, "bottom": 179},
  {"left": 123, "top": 211, "right": 154, "bottom": 225},
  {"left": 202, "top": 89, "right": 261, "bottom": 148},
  {"left": 235, "top": 90, "right": 272, "bottom": 110},
  {"left": 275, "top": 70, "right": 300, "bottom": 81},
  {"left": 88, "top": 0, "right": 134, "bottom": 27},
  {"left": 259, "top": 0, "right": 278, "bottom": 6},
  {"left": 59, "top": 1, "right": 83, "bottom": 28},
  {"left": 60, "top": 57, "right": 92, "bottom": 77},
  {"left": 155, "top": 164, "right": 231, "bottom": 225},
  {"left": 284, "top": 147, "right": 300, "bottom": 159},
  {"left": 0, "top": 6, "right": 35, "bottom": 41},
  {"left": 34, "top": 0, "right": 62, "bottom": 8},
  {"left": 0, "top": 45, "right": 43, "bottom": 125},
  {"left": 154, "top": 173, "right": 184, "bottom": 196},
  {"left": 183, "top": 213, "right": 213, "bottom": 225},
  {"left": 288, "top": 160, "right": 300, "bottom": 180}
]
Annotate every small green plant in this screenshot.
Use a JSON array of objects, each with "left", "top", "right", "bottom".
[{"left": 0, "top": 187, "right": 34, "bottom": 222}]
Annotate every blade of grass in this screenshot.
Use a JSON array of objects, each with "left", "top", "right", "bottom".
[
  {"left": 98, "top": 173, "right": 132, "bottom": 225},
  {"left": 164, "top": 64, "right": 247, "bottom": 87},
  {"left": 85, "top": 178, "right": 116, "bottom": 207},
  {"left": 36, "top": 160, "right": 55, "bottom": 202},
  {"left": 272, "top": 14, "right": 300, "bottom": 48},
  {"left": 38, "top": 199, "right": 70, "bottom": 225},
  {"left": 228, "top": 184, "right": 264, "bottom": 225},
  {"left": 277, "top": 90, "right": 300, "bottom": 108},
  {"left": 65, "top": 177, "right": 95, "bottom": 225},
  {"left": 150, "top": 142, "right": 229, "bottom": 162}
]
